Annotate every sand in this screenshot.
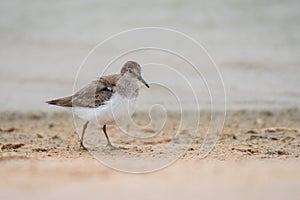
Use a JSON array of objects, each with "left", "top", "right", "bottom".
[{"left": 0, "top": 109, "right": 300, "bottom": 200}]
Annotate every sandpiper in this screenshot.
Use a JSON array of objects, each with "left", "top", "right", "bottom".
[{"left": 46, "top": 61, "right": 150, "bottom": 150}]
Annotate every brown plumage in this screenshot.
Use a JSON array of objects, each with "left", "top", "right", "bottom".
[
  {"left": 46, "top": 61, "right": 150, "bottom": 150},
  {"left": 46, "top": 74, "right": 119, "bottom": 108}
]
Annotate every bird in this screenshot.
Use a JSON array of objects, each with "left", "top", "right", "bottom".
[{"left": 46, "top": 61, "right": 150, "bottom": 150}]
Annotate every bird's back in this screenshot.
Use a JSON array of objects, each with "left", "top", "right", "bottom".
[{"left": 46, "top": 74, "right": 119, "bottom": 108}]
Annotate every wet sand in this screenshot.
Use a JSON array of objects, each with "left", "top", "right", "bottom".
[{"left": 0, "top": 109, "right": 300, "bottom": 199}]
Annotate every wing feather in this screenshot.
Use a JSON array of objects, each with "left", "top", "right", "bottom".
[{"left": 46, "top": 74, "right": 119, "bottom": 108}]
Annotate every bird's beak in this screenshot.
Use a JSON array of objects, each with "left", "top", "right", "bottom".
[{"left": 138, "top": 76, "right": 150, "bottom": 88}]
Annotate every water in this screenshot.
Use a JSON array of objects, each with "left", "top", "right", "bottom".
[{"left": 0, "top": 0, "right": 299, "bottom": 111}]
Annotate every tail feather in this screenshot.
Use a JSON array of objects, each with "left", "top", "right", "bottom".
[{"left": 46, "top": 96, "right": 72, "bottom": 107}]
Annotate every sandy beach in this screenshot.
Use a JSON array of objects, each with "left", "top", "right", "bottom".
[
  {"left": 1, "top": 109, "right": 299, "bottom": 199},
  {"left": 1, "top": 0, "right": 300, "bottom": 199}
]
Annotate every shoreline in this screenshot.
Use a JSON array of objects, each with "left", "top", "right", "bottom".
[{"left": 0, "top": 108, "right": 300, "bottom": 199}]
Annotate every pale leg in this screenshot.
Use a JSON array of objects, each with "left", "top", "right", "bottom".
[
  {"left": 102, "top": 124, "right": 115, "bottom": 149},
  {"left": 102, "top": 125, "right": 128, "bottom": 150},
  {"left": 80, "top": 121, "right": 89, "bottom": 150}
]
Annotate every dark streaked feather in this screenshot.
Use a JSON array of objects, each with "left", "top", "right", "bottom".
[{"left": 46, "top": 74, "right": 119, "bottom": 108}]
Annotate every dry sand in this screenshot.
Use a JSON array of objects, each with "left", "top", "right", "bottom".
[{"left": 0, "top": 109, "right": 300, "bottom": 200}]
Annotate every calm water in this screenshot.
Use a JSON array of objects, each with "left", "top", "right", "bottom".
[{"left": 0, "top": 0, "right": 299, "bottom": 111}]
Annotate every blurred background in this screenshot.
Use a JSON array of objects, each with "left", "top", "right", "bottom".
[{"left": 0, "top": 0, "right": 299, "bottom": 111}]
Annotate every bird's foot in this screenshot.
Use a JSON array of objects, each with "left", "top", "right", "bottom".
[
  {"left": 105, "top": 143, "right": 128, "bottom": 151},
  {"left": 79, "top": 140, "right": 88, "bottom": 151}
]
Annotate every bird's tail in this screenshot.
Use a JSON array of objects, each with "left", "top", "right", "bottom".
[{"left": 46, "top": 96, "right": 73, "bottom": 107}]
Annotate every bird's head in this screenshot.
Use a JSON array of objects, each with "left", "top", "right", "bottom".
[{"left": 120, "top": 61, "right": 150, "bottom": 88}]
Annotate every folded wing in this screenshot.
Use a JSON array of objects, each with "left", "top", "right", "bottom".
[{"left": 46, "top": 74, "right": 119, "bottom": 108}]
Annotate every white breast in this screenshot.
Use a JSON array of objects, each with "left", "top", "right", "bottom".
[{"left": 73, "top": 93, "right": 137, "bottom": 125}]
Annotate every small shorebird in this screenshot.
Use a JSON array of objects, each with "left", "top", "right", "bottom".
[{"left": 46, "top": 61, "right": 150, "bottom": 150}]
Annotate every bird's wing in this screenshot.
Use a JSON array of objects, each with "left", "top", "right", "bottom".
[{"left": 46, "top": 74, "right": 119, "bottom": 108}]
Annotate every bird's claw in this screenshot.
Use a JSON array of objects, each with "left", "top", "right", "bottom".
[
  {"left": 105, "top": 143, "right": 128, "bottom": 150},
  {"left": 80, "top": 140, "right": 88, "bottom": 151}
]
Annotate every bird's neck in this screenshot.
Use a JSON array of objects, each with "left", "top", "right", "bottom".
[{"left": 115, "top": 75, "right": 139, "bottom": 98}]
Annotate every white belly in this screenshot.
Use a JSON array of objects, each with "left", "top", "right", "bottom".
[{"left": 73, "top": 93, "right": 137, "bottom": 125}]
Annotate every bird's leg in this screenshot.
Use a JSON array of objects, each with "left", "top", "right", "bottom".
[
  {"left": 80, "top": 121, "right": 89, "bottom": 150},
  {"left": 102, "top": 125, "right": 116, "bottom": 149},
  {"left": 102, "top": 125, "right": 128, "bottom": 150}
]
